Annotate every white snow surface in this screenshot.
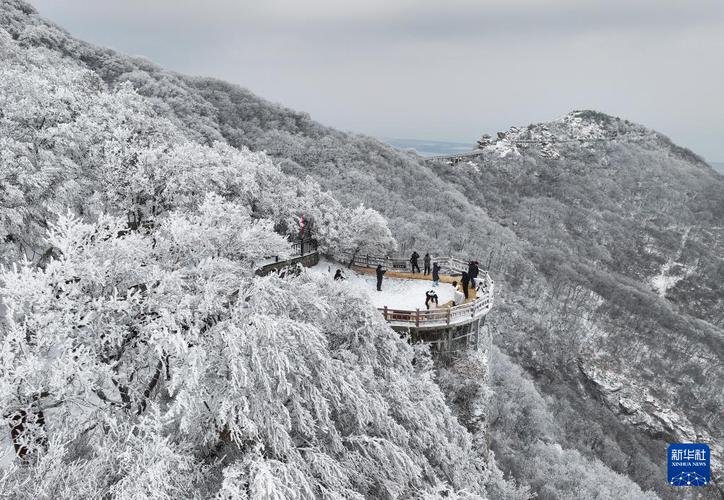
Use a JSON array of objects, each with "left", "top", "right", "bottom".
[
  {"left": 311, "top": 259, "right": 456, "bottom": 311},
  {"left": 650, "top": 227, "right": 696, "bottom": 297},
  {"left": 651, "top": 261, "right": 696, "bottom": 298}
]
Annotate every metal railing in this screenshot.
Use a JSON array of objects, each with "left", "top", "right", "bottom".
[{"left": 424, "top": 149, "right": 485, "bottom": 162}]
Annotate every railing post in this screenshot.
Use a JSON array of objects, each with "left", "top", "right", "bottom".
[
  {"left": 446, "top": 308, "right": 451, "bottom": 326},
  {"left": 415, "top": 308, "right": 420, "bottom": 327},
  {"left": 383, "top": 306, "right": 388, "bottom": 321}
]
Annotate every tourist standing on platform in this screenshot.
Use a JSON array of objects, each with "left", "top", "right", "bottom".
[
  {"left": 410, "top": 251, "right": 421, "bottom": 274},
  {"left": 468, "top": 261, "right": 479, "bottom": 287},
  {"left": 376, "top": 265, "right": 386, "bottom": 291},
  {"left": 461, "top": 271, "right": 470, "bottom": 299},
  {"left": 431, "top": 262, "right": 440, "bottom": 287},
  {"left": 452, "top": 281, "right": 465, "bottom": 306},
  {"left": 425, "top": 290, "right": 439, "bottom": 309},
  {"left": 423, "top": 253, "right": 431, "bottom": 275}
]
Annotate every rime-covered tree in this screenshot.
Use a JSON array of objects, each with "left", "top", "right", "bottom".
[
  {"left": 1, "top": 206, "right": 486, "bottom": 498},
  {"left": 0, "top": 20, "right": 493, "bottom": 498}
]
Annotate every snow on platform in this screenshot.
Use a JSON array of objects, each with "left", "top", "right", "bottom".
[{"left": 311, "top": 259, "right": 457, "bottom": 311}]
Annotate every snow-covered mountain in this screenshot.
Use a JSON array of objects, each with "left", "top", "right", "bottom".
[
  {"left": 439, "top": 110, "right": 724, "bottom": 498},
  {"left": 1, "top": 1, "right": 722, "bottom": 498}
]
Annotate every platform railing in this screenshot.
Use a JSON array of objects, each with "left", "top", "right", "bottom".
[
  {"left": 378, "top": 278, "right": 493, "bottom": 327},
  {"left": 256, "top": 238, "right": 319, "bottom": 277},
  {"left": 347, "top": 253, "right": 480, "bottom": 277},
  {"left": 291, "top": 238, "right": 318, "bottom": 257}
]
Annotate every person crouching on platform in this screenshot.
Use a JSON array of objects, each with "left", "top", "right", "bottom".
[{"left": 425, "top": 290, "right": 439, "bottom": 310}]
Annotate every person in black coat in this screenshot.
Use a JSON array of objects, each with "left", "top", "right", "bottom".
[
  {"left": 423, "top": 253, "right": 431, "bottom": 275},
  {"left": 431, "top": 262, "right": 441, "bottom": 287},
  {"left": 468, "top": 261, "right": 479, "bottom": 287},
  {"left": 410, "top": 251, "right": 421, "bottom": 274},
  {"left": 376, "top": 265, "right": 386, "bottom": 291},
  {"left": 334, "top": 269, "right": 345, "bottom": 281},
  {"left": 425, "top": 290, "right": 439, "bottom": 309},
  {"left": 461, "top": 271, "right": 470, "bottom": 299}
]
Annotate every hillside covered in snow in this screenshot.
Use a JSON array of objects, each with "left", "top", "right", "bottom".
[
  {"left": 0, "top": 5, "right": 520, "bottom": 498},
  {"left": 1, "top": 1, "right": 723, "bottom": 499}
]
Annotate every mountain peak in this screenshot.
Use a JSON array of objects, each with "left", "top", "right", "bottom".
[
  {"left": 474, "top": 110, "right": 707, "bottom": 163},
  {"left": 475, "top": 110, "right": 647, "bottom": 159},
  {"left": 565, "top": 109, "right": 619, "bottom": 124}
]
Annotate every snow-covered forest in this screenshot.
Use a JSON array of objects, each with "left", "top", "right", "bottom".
[
  {"left": 0, "top": 23, "right": 517, "bottom": 498},
  {"left": 1, "top": 1, "right": 723, "bottom": 499}
]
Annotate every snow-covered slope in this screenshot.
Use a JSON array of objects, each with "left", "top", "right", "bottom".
[
  {"left": 0, "top": 8, "right": 506, "bottom": 497},
  {"left": 2, "top": 1, "right": 722, "bottom": 498}
]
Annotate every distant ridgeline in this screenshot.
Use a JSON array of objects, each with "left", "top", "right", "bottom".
[{"left": 424, "top": 110, "right": 667, "bottom": 163}]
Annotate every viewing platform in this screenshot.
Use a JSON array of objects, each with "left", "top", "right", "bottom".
[
  {"left": 257, "top": 245, "right": 495, "bottom": 358},
  {"left": 349, "top": 261, "right": 493, "bottom": 329},
  {"left": 332, "top": 254, "right": 495, "bottom": 357}
]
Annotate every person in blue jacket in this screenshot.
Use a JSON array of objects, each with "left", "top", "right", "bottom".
[{"left": 431, "top": 262, "right": 441, "bottom": 287}]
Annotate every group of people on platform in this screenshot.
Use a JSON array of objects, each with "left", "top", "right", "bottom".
[
  {"left": 409, "top": 252, "right": 442, "bottom": 286},
  {"left": 409, "top": 251, "right": 432, "bottom": 276},
  {"left": 333, "top": 254, "right": 487, "bottom": 311},
  {"left": 374, "top": 252, "right": 487, "bottom": 311},
  {"left": 332, "top": 261, "right": 483, "bottom": 319}
]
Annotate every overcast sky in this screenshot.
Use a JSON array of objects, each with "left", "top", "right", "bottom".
[{"left": 31, "top": 0, "right": 724, "bottom": 161}]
